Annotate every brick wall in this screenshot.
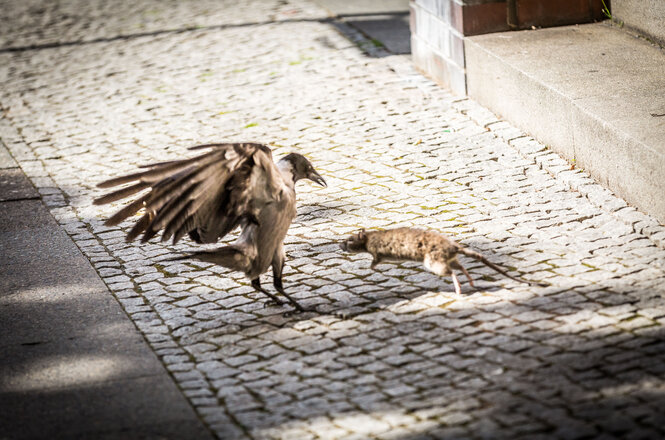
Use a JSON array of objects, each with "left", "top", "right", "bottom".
[
  {"left": 511, "top": 0, "right": 605, "bottom": 29},
  {"left": 411, "top": 0, "right": 607, "bottom": 95}
]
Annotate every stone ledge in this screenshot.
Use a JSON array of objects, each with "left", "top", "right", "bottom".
[
  {"left": 465, "top": 22, "right": 665, "bottom": 224},
  {"left": 612, "top": 0, "right": 665, "bottom": 47}
]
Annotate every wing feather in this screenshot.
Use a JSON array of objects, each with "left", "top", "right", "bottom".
[
  {"left": 149, "top": 161, "right": 227, "bottom": 231},
  {"left": 161, "top": 172, "right": 227, "bottom": 239},
  {"left": 95, "top": 151, "right": 215, "bottom": 188},
  {"left": 126, "top": 212, "right": 154, "bottom": 242},
  {"left": 93, "top": 181, "right": 151, "bottom": 205},
  {"left": 105, "top": 197, "right": 148, "bottom": 227},
  {"left": 94, "top": 143, "right": 285, "bottom": 245}
]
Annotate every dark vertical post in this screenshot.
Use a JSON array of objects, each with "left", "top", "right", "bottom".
[{"left": 507, "top": 0, "right": 518, "bottom": 30}]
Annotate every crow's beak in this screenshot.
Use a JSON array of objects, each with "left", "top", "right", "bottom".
[
  {"left": 308, "top": 170, "right": 327, "bottom": 187},
  {"left": 339, "top": 241, "right": 347, "bottom": 251}
]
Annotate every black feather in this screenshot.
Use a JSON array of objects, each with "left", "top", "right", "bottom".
[{"left": 96, "top": 143, "right": 272, "bottom": 244}]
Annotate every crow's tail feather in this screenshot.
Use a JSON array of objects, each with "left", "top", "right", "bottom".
[{"left": 165, "top": 246, "right": 251, "bottom": 273}]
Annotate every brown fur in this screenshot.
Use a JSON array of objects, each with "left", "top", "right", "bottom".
[{"left": 340, "top": 227, "right": 546, "bottom": 295}]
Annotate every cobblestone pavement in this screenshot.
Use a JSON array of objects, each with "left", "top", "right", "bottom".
[{"left": 2, "top": 1, "right": 665, "bottom": 439}]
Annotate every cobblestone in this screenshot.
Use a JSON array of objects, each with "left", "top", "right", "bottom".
[{"left": 2, "top": 0, "right": 665, "bottom": 439}]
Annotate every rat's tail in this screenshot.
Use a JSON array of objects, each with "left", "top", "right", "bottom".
[{"left": 458, "top": 247, "right": 548, "bottom": 287}]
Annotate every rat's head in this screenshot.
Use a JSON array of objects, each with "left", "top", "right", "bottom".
[
  {"left": 279, "top": 153, "right": 326, "bottom": 187},
  {"left": 339, "top": 229, "right": 368, "bottom": 253}
]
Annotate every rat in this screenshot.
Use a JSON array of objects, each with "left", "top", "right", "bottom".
[{"left": 339, "top": 227, "right": 547, "bottom": 295}]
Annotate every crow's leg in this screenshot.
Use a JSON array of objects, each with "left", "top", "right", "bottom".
[
  {"left": 273, "top": 277, "right": 306, "bottom": 313},
  {"left": 271, "top": 247, "right": 306, "bottom": 312},
  {"left": 251, "top": 278, "right": 284, "bottom": 306}
]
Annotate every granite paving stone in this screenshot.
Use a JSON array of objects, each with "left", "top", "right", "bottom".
[{"left": 1, "top": 0, "right": 664, "bottom": 438}]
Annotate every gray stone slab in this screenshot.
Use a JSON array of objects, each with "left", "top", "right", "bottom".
[
  {"left": 0, "top": 200, "right": 91, "bottom": 267},
  {"left": 0, "top": 331, "right": 166, "bottom": 390},
  {"left": 0, "top": 279, "right": 131, "bottom": 346},
  {"left": 0, "top": 375, "right": 213, "bottom": 440},
  {"left": 466, "top": 23, "right": 665, "bottom": 223},
  {"left": 0, "top": 199, "right": 55, "bottom": 229},
  {"left": 612, "top": 0, "right": 665, "bottom": 46},
  {"left": 348, "top": 14, "right": 411, "bottom": 54},
  {"left": 314, "top": 0, "right": 408, "bottom": 16},
  {"left": 0, "top": 142, "right": 18, "bottom": 169},
  {"left": 0, "top": 229, "right": 86, "bottom": 268},
  {"left": 0, "top": 197, "right": 214, "bottom": 438},
  {"left": 315, "top": 0, "right": 410, "bottom": 54},
  {"left": 0, "top": 168, "right": 39, "bottom": 201}
]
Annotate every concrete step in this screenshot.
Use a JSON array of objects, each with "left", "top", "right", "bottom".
[
  {"left": 465, "top": 22, "right": 665, "bottom": 223},
  {"left": 0, "top": 142, "right": 214, "bottom": 439},
  {"left": 613, "top": 0, "right": 665, "bottom": 47}
]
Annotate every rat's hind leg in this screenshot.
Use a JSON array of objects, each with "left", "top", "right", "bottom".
[
  {"left": 451, "top": 260, "right": 474, "bottom": 288},
  {"left": 450, "top": 272, "right": 462, "bottom": 296},
  {"left": 424, "top": 254, "right": 451, "bottom": 276},
  {"left": 424, "top": 254, "right": 463, "bottom": 296}
]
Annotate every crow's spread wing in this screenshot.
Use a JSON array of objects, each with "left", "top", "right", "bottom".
[{"left": 94, "top": 142, "right": 285, "bottom": 244}]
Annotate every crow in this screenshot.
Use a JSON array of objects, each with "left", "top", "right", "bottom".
[{"left": 94, "top": 142, "right": 326, "bottom": 312}]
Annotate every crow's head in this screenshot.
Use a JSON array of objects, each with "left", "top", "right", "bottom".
[
  {"left": 280, "top": 153, "right": 327, "bottom": 187},
  {"left": 339, "top": 229, "right": 367, "bottom": 253}
]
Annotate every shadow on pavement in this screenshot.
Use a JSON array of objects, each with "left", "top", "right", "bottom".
[
  {"left": 233, "top": 288, "right": 665, "bottom": 439},
  {"left": 0, "top": 11, "right": 410, "bottom": 57}
]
